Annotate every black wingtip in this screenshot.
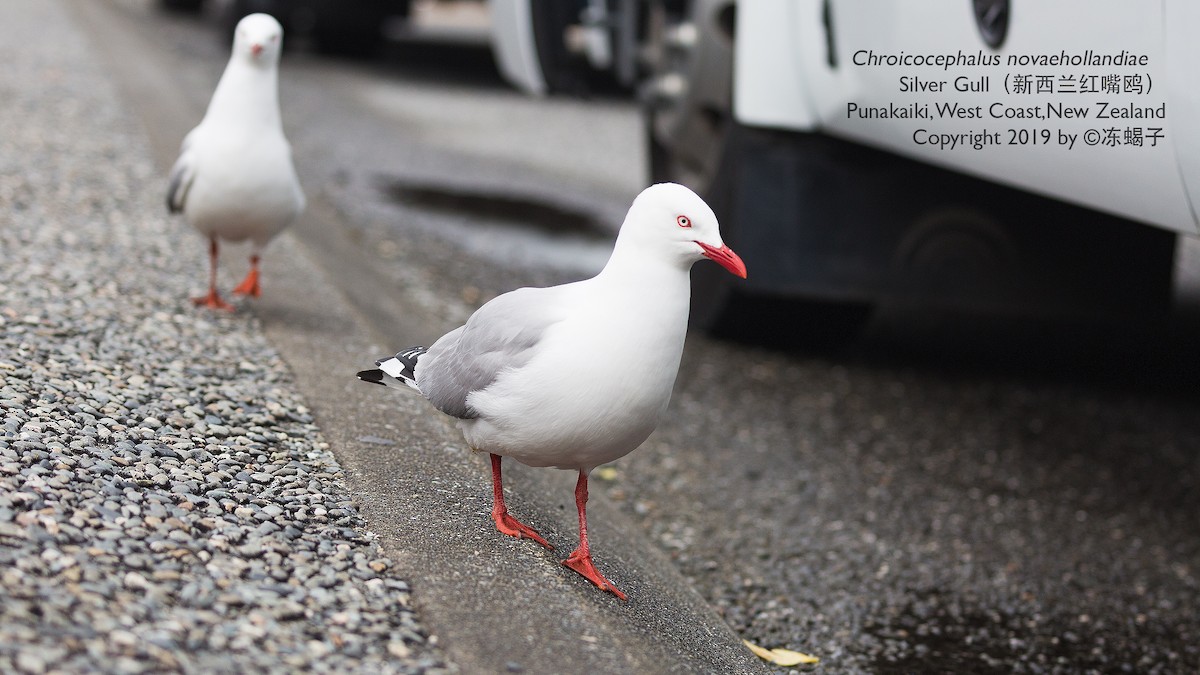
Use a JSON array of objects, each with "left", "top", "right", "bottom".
[
  {"left": 166, "top": 168, "right": 187, "bottom": 214},
  {"left": 356, "top": 369, "right": 387, "bottom": 385}
]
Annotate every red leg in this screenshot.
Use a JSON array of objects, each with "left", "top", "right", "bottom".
[
  {"left": 490, "top": 454, "right": 552, "bottom": 550},
  {"left": 232, "top": 254, "right": 261, "bottom": 297},
  {"left": 192, "top": 237, "right": 233, "bottom": 311},
  {"left": 562, "top": 471, "right": 626, "bottom": 600}
]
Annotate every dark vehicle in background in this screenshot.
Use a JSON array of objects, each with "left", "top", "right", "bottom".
[{"left": 160, "top": 0, "right": 412, "bottom": 55}]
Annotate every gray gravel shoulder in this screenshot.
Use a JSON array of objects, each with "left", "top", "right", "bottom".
[{"left": 0, "top": 2, "right": 448, "bottom": 672}]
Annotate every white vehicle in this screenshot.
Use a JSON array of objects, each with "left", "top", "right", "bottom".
[{"left": 493, "top": 0, "right": 1197, "bottom": 341}]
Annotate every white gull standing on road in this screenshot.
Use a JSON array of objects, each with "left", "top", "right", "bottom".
[
  {"left": 357, "top": 183, "right": 747, "bottom": 599},
  {"left": 166, "top": 13, "right": 305, "bottom": 310}
]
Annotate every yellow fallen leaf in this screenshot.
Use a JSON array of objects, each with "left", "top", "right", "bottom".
[
  {"left": 743, "top": 640, "right": 820, "bottom": 667},
  {"left": 768, "top": 647, "right": 820, "bottom": 667},
  {"left": 744, "top": 640, "right": 775, "bottom": 661},
  {"left": 594, "top": 466, "right": 619, "bottom": 481}
]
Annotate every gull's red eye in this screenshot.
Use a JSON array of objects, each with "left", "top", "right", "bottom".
[{"left": 676, "top": 215, "right": 692, "bottom": 228}]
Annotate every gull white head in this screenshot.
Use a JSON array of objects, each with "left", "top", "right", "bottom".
[
  {"left": 232, "top": 13, "right": 284, "bottom": 67},
  {"left": 617, "top": 182, "right": 747, "bottom": 278}
]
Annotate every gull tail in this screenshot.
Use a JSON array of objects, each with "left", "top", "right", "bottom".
[{"left": 356, "top": 346, "right": 426, "bottom": 392}]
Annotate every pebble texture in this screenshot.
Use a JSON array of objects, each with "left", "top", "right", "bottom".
[{"left": 0, "top": 2, "right": 447, "bottom": 673}]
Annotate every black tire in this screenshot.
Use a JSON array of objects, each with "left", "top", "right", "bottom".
[
  {"left": 528, "top": 0, "right": 590, "bottom": 94},
  {"left": 159, "top": 0, "right": 205, "bottom": 12},
  {"left": 667, "top": 123, "right": 874, "bottom": 351},
  {"left": 644, "top": 1, "right": 873, "bottom": 348}
]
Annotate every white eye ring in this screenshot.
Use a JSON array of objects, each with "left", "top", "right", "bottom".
[{"left": 676, "top": 215, "right": 692, "bottom": 228}]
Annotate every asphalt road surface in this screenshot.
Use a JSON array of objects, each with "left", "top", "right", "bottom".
[{"left": 73, "top": 1, "right": 1200, "bottom": 672}]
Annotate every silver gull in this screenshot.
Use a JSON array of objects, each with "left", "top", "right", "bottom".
[
  {"left": 166, "top": 13, "right": 305, "bottom": 310},
  {"left": 357, "top": 182, "right": 746, "bottom": 599}
]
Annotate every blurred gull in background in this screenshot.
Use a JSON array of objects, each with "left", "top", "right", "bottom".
[{"left": 167, "top": 12, "right": 305, "bottom": 310}]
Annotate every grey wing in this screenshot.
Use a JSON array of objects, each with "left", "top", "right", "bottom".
[
  {"left": 418, "top": 286, "right": 568, "bottom": 419},
  {"left": 166, "top": 151, "right": 195, "bottom": 214}
]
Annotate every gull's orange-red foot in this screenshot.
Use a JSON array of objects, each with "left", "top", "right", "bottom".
[
  {"left": 231, "top": 267, "right": 261, "bottom": 297},
  {"left": 563, "top": 548, "right": 627, "bottom": 600},
  {"left": 492, "top": 510, "right": 553, "bottom": 550},
  {"left": 192, "top": 289, "right": 234, "bottom": 311},
  {"left": 488, "top": 453, "right": 552, "bottom": 550}
]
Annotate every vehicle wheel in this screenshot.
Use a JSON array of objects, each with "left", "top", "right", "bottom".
[
  {"left": 643, "top": 0, "right": 733, "bottom": 190},
  {"left": 312, "top": 1, "right": 406, "bottom": 57},
  {"left": 526, "top": 0, "right": 591, "bottom": 94},
  {"left": 159, "top": 0, "right": 205, "bottom": 12},
  {"left": 643, "top": 0, "right": 873, "bottom": 347}
]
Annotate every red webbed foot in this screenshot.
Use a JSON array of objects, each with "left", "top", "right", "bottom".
[
  {"left": 488, "top": 453, "right": 553, "bottom": 550},
  {"left": 191, "top": 289, "right": 234, "bottom": 311},
  {"left": 563, "top": 548, "right": 626, "bottom": 600},
  {"left": 231, "top": 266, "right": 261, "bottom": 297},
  {"left": 493, "top": 510, "right": 553, "bottom": 550}
]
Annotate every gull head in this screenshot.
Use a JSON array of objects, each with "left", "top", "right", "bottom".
[
  {"left": 619, "top": 182, "right": 747, "bottom": 278},
  {"left": 233, "top": 13, "right": 284, "bottom": 66}
]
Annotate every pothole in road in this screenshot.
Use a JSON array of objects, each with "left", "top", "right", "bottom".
[
  {"left": 374, "top": 176, "right": 615, "bottom": 276},
  {"left": 377, "top": 177, "right": 613, "bottom": 241}
]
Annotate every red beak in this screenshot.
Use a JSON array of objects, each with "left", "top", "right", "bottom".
[
  {"left": 697, "top": 241, "right": 747, "bottom": 279},
  {"left": 251, "top": 44, "right": 264, "bottom": 57}
]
